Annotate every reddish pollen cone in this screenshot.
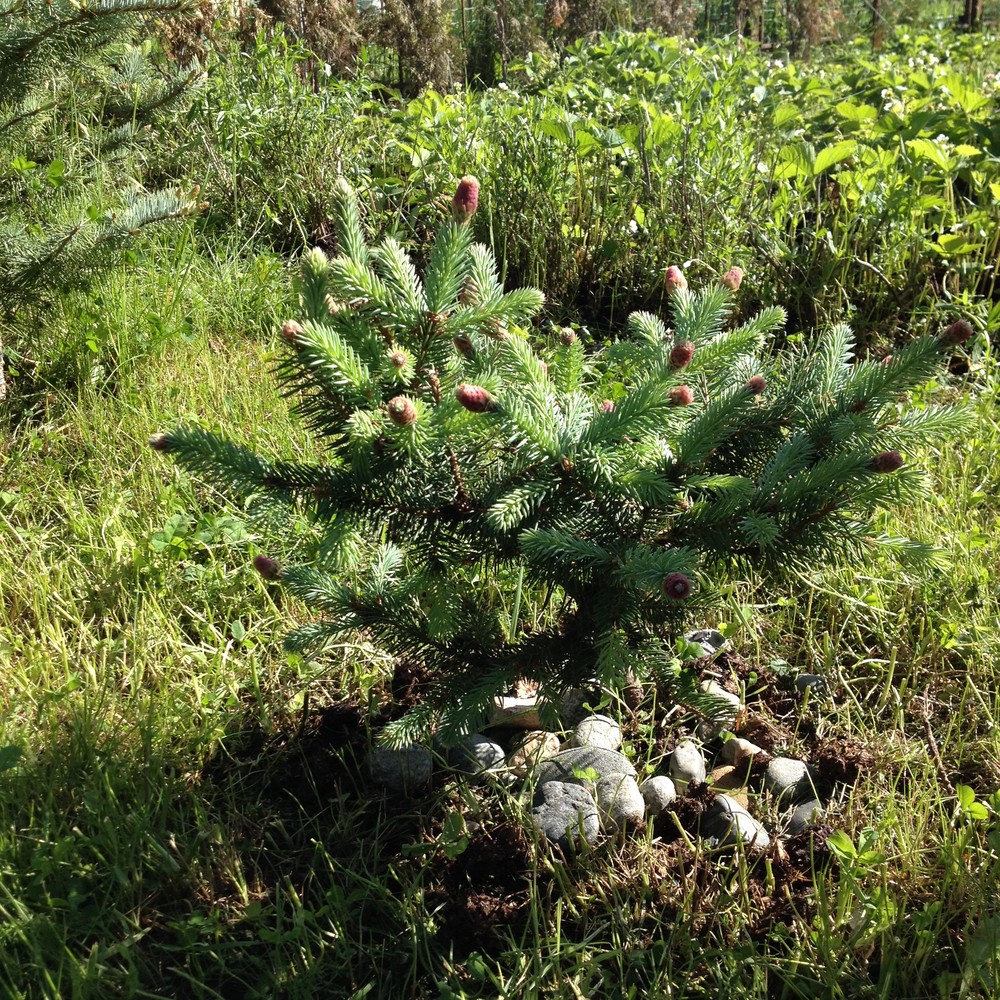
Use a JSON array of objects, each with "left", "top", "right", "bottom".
[
  {"left": 389, "top": 350, "right": 409, "bottom": 368},
  {"left": 387, "top": 396, "right": 418, "bottom": 426},
  {"left": 662, "top": 572, "right": 692, "bottom": 600},
  {"left": 870, "top": 450, "right": 904, "bottom": 473},
  {"left": 451, "top": 176, "right": 480, "bottom": 224},
  {"left": 747, "top": 375, "right": 766, "bottom": 395},
  {"left": 669, "top": 385, "right": 694, "bottom": 406},
  {"left": 669, "top": 341, "right": 695, "bottom": 370},
  {"left": 456, "top": 383, "right": 495, "bottom": 413},
  {"left": 601, "top": 400, "right": 616, "bottom": 413},
  {"left": 253, "top": 555, "right": 283, "bottom": 581},
  {"left": 720, "top": 266, "right": 744, "bottom": 291},
  {"left": 281, "top": 320, "right": 303, "bottom": 344},
  {"left": 664, "top": 265, "right": 688, "bottom": 294},
  {"left": 148, "top": 433, "right": 172, "bottom": 452},
  {"left": 940, "top": 318, "right": 974, "bottom": 346}
]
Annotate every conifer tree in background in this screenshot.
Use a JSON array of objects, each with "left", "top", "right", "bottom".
[
  {"left": 153, "top": 177, "right": 974, "bottom": 746},
  {"left": 0, "top": 0, "right": 200, "bottom": 399}
]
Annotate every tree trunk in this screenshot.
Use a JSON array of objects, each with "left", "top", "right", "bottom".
[
  {"left": 962, "top": 0, "right": 983, "bottom": 29},
  {"left": 871, "top": 0, "right": 884, "bottom": 50}
]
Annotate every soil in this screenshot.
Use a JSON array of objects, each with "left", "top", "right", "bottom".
[{"left": 191, "top": 644, "right": 885, "bottom": 961}]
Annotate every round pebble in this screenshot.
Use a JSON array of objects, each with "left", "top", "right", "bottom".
[
  {"left": 569, "top": 714, "right": 622, "bottom": 752},
  {"left": 782, "top": 797, "right": 826, "bottom": 834},
  {"left": 669, "top": 739, "right": 707, "bottom": 791},
  {"left": 719, "top": 736, "right": 764, "bottom": 767},
  {"left": 506, "top": 730, "right": 560, "bottom": 776},
  {"left": 764, "top": 757, "right": 818, "bottom": 805},
  {"left": 449, "top": 733, "right": 505, "bottom": 781},
  {"left": 703, "top": 794, "right": 770, "bottom": 849},
  {"left": 368, "top": 745, "right": 433, "bottom": 795},
  {"left": 686, "top": 629, "right": 728, "bottom": 659},
  {"left": 536, "top": 747, "right": 636, "bottom": 789},
  {"left": 532, "top": 780, "right": 599, "bottom": 849},
  {"left": 596, "top": 774, "right": 645, "bottom": 832},
  {"left": 639, "top": 775, "right": 677, "bottom": 814},
  {"left": 795, "top": 673, "right": 827, "bottom": 694}
]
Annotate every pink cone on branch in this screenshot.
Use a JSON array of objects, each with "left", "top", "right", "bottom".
[
  {"left": 559, "top": 327, "right": 577, "bottom": 346},
  {"left": 720, "top": 266, "right": 744, "bottom": 291},
  {"left": 669, "top": 385, "right": 694, "bottom": 406},
  {"left": 148, "top": 433, "right": 172, "bottom": 452},
  {"left": 662, "top": 572, "right": 693, "bottom": 600},
  {"left": 253, "top": 554, "right": 283, "bottom": 581},
  {"left": 664, "top": 265, "right": 688, "bottom": 294},
  {"left": 451, "top": 176, "right": 480, "bottom": 224},
  {"left": 281, "top": 320, "right": 303, "bottom": 345},
  {"left": 746, "top": 375, "right": 766, "bottom": 395},
  {"left": 600, "top": 400, "right": 616, "bottom": 413},
  {"left": 387, "top": 396, "right": 418, "bottom": 426},
  {"left": 389, "top": 350, "right": 409, "bottom": 368},
  {"left": 669, "top": 341, "right": 695, "bottom": 370},
  {"left": 940, "top": 318, "right": 974, "bottom": 346},
  {"left": 869, "top": 450, "right": 904, "bottom": 473},
  {"left": 456, "top": 383, "right": 495, "bottom": 413}
]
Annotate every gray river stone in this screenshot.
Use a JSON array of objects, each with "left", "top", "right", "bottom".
[
  {"left": 569, "top": 714, "right": 623, "bottom": 752},
  {"left": 368, "top": 744, "right": 433, "bottom": 795},
  {"left": 782, "top": 798, "right": 826, "bottom": 835},
  {"left": 449, "top": 733, "right": 505, "bottom": 781},
  {"left": 764, "top": 757, "right": 819, "bottom": 805},
  {"left": 639, "top": 775, "right": 678, "bottom": 814},
  {"left": 703, "top": 793, "right": 771, "bottom": 849},
  {"left": 795, "top": 673, "right": 827, "bottom": 694},
  {"left": 669, "top": 739, "right": 707, "bottom": 791},
  {"left": 535, "top": 747, "right": 636, "bottom": 789},
  {"left": 596, "top": 774, "right": 645, "bottom": 832},
  {"left": 532, "top": 781, "right": 599, "bottom": 849},
  {"left": 686, "top": 629, "right": 728, "bottom": 659}
]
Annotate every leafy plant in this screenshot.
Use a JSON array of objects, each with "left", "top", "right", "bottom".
[{"left": 152, "top": 177, "right": 972, "bottom": 745}]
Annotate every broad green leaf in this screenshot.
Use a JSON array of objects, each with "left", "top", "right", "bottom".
[
  {"left": 940, "top": 74, "right": 991, "bottom": 113},
  {"left": 772, "top": 102, "right": 801, "bottom": 127},
  {"left": 906, "top": 138, "right": 953, "bottom": 172},
  {"left": 536, "top": 115, "right": 575, "bottom": 146},
  {"left": 813, "top": 140, "right": 857, "bottom": 174},
  {"left": 937, "top": 233, "right": 979, "bottom": 255},
  {"left": 826, "top": 829, "right": 856, "bottom": 859},
  {"left": 836, "top": 101, "right": 877, "bottom": 123}
]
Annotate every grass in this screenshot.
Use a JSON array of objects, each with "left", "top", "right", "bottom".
[
  {"left": 1, "top": 223, "right": 999, "bottom": 999},
  {"left": 3, "top": 26, "right": 1000, "bottom": 999}
]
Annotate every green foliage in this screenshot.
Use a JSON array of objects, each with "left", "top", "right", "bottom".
[
  {"left": 156, "top": 180, "right": 971, "bottom": 744},
  {"left": 0, "top": 0, "right": 200, "bottom": 400},
  {"left": 368, "top": 27, "right": 1000, "bottom": 338}
]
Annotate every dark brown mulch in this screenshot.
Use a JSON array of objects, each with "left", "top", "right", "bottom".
[{"left": 424, "top": 823, "right": 544, "bottom": 957}]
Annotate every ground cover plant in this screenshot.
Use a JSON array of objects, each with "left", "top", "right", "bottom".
[
  {"left": 1, "top": 18, "right": 1000, "bottom": 1000},
  {"left": 170, "top": 26, "right": 1000, "bottom": 346}
]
